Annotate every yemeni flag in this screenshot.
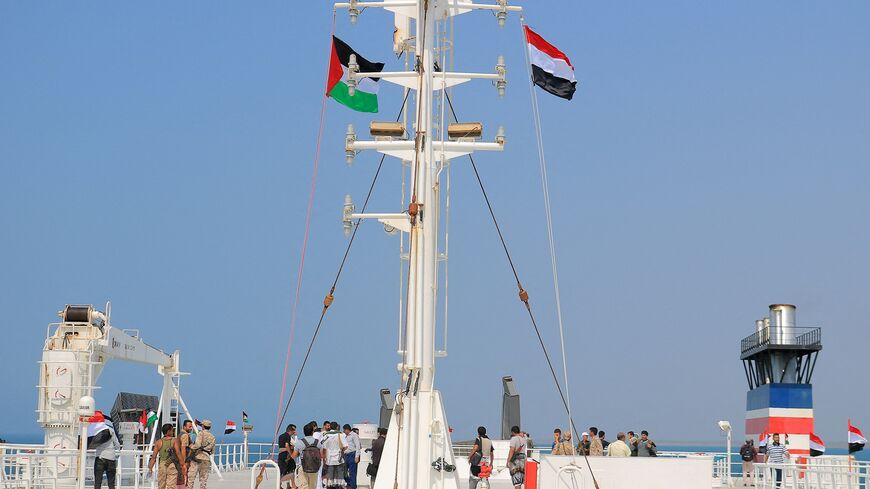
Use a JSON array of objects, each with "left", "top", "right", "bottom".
[
  {"left": 225, "top": 420, "right": 237, "bottom": 435},
  {"left": 86, "top": 411, "right": 107, "bottom": 437},
  {"left": 524, "top": 25, "right": 577, "bottom": 100},
  {"left": 849, "top": 421, "right": 867, "bottom": 454},
  {"left": 327, "top": 36, "right": 385, "bottom": 113},
  {"left": 809, "top": 433, "right": 825, "bottom": 457}
]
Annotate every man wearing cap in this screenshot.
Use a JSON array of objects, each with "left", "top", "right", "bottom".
[
  {"left": 187, "top": 420, "right": 216, "bottom": 489},
  {"left": 577, "top": 432, "right": 591, "bottom": 456}
]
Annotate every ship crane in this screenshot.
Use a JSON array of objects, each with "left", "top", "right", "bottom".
[{"left": 37, "top": 304, "right": 189, "bottom": 465}]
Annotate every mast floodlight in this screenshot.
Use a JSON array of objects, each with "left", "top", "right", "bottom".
[
  {"left": 345, "top": 124, "right": 357, "bottom": 165},
  {"left": 496, "top": 0, "right": 509, "bottom": 28},
  {"left": 496, "top": 126, "right": 506, "bottom": 146},
  {"left": 347, "top": 54, "right": 359, "bottom": 96},
  {"left": 342, "top": 194, "right": 355, "bottom": 237},
  {"left": 348, "top": 0, "right": 360, "bottom": 24},
  {"left": 496, "top": 55, "right": 506, "bottom": 96}
]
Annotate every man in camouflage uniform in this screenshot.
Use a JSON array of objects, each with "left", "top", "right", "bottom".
[
  {"left": 180, "top": 421, "right": 195, "bottom": 464},
  {"left": 187, "top": 419, "right": 216, "bottom": 489}
]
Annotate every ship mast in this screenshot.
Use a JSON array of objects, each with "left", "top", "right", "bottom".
[{"left": 337, "top": 1, "right": 521, "bottom": 489}]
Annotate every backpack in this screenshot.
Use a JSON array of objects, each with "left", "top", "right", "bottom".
[
  {"left": 740, "top": 446, "right": 754, "bottom": 462},
  {"left": 301, "top": 438, "right": 322, "bottom": 473}
]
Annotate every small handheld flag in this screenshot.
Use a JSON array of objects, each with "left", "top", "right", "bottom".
[
  {"left": 326, "top": 36, "right": 385, "bottom": 113},
  {"left": 139, "top": 409, "right": 157, "bottom": 433},
  {"left": 225, "top": 420, "right": 237, "bottom": 435},
  {"left": 524, "top": 26, "right": 577, "bottom": 100},
  {"left": 809, "top": 433, "right": 825, "bottom": 457},
  {"left": 849, "top": 421, "right": 866, "bottom": 454}
]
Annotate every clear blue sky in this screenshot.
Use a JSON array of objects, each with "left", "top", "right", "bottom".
[{"left": 2, "top": 2, "right": 868, "bottom": 446}]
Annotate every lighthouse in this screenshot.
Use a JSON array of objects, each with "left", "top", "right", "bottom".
[{"left": 740, "top": 304, "right": 822, "bottom": 456}]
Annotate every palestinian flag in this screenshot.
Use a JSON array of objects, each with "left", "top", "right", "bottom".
[
  {"left": 242, "top": 411, "right": 249, "bottom": 424},
  {"left": 225, "top": 420, "right": 237, "bottom": 435},
  {"left": 849, "top": 422, "right": 866, "bottom": 454},
  {"left": 524, "top": 25, "right": 577, "bottom": 100},
  {"left": 758, "top": 431, "right": 769, "bottom": 453},
  {"left": 809, "top": 433, "right": 825, "bottom": 457},
  {"left": 327, "top": 36, "right": 385, "bottom": 113},
  {"left": 139, "top": 409, "right": 157, "bottom": 433},
  {"left": 195, "top": 419, "right": 203, "bottom": 428}
]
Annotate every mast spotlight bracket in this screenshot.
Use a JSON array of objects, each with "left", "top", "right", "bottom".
[
  {"left": 496, "top": 55, "right": 506, "bottom": 96},
  {"left": 348, "top": 0, "right": 360, "bottom": 24},
  {"left": 496, "top": 0, "right": 508, "bottom": 27},
  {"left": 346, "top": 54, "right": 360, "bottom": 96}
]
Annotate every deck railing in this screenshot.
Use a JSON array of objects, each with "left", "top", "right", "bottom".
[
  {"left": 741, "top": 326, "right": 822, "bottom": 355},
  {"left": 754, "top": 459, "right": 870, "bottom": 489},
  {"left": 5, "top": 441, "right": 867, "bottom": 489}
]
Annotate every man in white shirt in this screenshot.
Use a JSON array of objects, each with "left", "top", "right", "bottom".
[
  {"left": 606, "top": 432, "right": 631, "bottom": 457},
  {"left": 321, "top": 424, "right": 346, "bottom": 489},
  {"left": 342, "top": 424, "right": 361, "bottom": 489}
]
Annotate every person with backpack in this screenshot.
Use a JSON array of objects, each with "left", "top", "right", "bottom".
[
  {"left": 739, "top": 439, "right": 758, "bottom": 486},
  {"left": 506, "top": 426, "right": 526, "bottom": 489},
  {"left": 148, "top": 423, "right": 186, "bottom": 489},
  {"left": 292, "top": 423, "right": 323, "bottom": 489},
  {"left": 468, "top": 426, "right": 495, "bottom": 489}
]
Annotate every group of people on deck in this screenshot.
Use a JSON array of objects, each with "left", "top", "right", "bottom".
[
  {"left": 147, "top": 419, "right": 217, "bottom": 489},
  {"left": 276, "top": 421, "right": 386, "bottom": 489},
  {"left": 551, "top": 427, "right": 657, "bottom": 457}
]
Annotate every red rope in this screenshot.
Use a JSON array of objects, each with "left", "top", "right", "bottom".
[{"left": 269, "top": 9, "right": 337, "bottom": 457}]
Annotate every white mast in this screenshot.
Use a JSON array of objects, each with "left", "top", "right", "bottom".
[{"left": 338, "top": 2, "right": 521, "bottom": 489}]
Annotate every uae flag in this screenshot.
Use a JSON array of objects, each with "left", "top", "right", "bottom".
[
  {"left": 524, "top": 25, "right": 577, "bottom": 100},
  {"left": 327, "top": 36, "right": 385, "bottom": 113},
  {"left": 225, "top": 420, "right": 237, "bottom": 435},
  {"left": 809, "top": 433, "right": 825, "bottom": 457},
  {"left": 849, "top": 422, "right": 867, "bottom": 454}
]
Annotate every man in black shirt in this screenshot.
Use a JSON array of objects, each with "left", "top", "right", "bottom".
[
  {"left": 368, "top": 428, "right": 387, "bottom": 487},
  {"left": 278, "top": 424, "right": 297, "bottom": 489}
]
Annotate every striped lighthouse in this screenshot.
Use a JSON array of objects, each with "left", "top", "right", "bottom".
[{"left": 740, "top": 304, "right": 822, "bottom": 456}]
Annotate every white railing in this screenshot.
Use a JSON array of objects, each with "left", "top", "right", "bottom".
[
  {"left": 658, "top": 451, "right": 736, "bottom": 484},
  {"left": 754, "top": 460, "right": 870, "bottom": 489},
  {"left": 1, "top": 444, "right": 154, "bottom": 489},
  {"left": 8, "top": 439, "right": 867, "bottom": 489}
]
